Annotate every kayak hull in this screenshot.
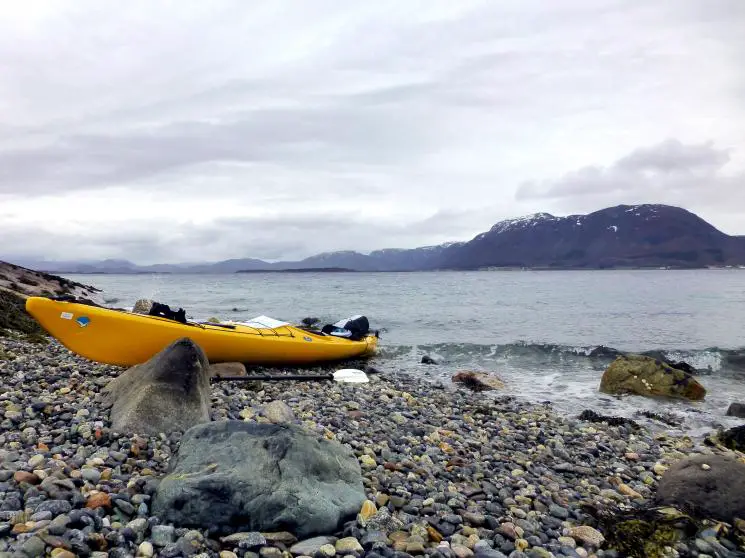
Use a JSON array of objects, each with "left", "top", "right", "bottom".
[{"left": 24, "top": 297, "right": 378, "bottom": 368}]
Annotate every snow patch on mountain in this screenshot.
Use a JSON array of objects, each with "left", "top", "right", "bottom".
[{"left": 488, "top": 212, "right": 558, "bottom": 234}]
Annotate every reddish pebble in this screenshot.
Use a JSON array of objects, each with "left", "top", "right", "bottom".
[
  {"left": 86, "top": 492, "right": 112, "bottom": 510},
  {"left": 13, "top": 471, "right": 40, "bottom": 485}
]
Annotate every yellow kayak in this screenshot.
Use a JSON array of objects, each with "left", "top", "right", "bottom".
[{"left": 25, "top": 296, "right": 378, "bottom": 367}]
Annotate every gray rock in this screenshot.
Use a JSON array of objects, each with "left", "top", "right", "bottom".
[
  {"left": 35, "top": 499, "right": 71, "bottom": 516},
  {"left": 151, "top": 524, "right": 176, "bottom": 547},
  {"left": 548, "top": 504, "right": 569, "bottom": 520},
  {"left": 209, "top": 362, "right": 247, "bottom": 378},
  {"left": 261, "top": 400, "right": 296, "bottom": 424},
  {"left": 725, "top": 402, "right": 745, "bottom": 418},
  {"left": 47, "top": 513, "right": 70, "bottom": 535},
  {"left": 114, "top": 499, "right": 135, "bottom": 515},
  {"left": 220, "top": 532, "right": 266, "bottom": 547},
  {"left": 81, "top": 468, "right": 102, "bottom": 484},
  {"left": 102, "top": 337, "right": 211, "bottom": 436},
  {"left": 132, "top": 299, "right": 154, "bottom": 314},
  {"left": 151, "top": 420, "right": 366, "bottom": 538},
  {"left": 289, "top": 536, "right": 338, "bottom": 556},
  {"left": 20, "top": 536, "right": 45, "bottom": 557},
  {"left": 364, "top": 507, "right": 404, "bottom": 533},
  {"left": 654, "top": 454, "right": 745, "bottom": 523}
]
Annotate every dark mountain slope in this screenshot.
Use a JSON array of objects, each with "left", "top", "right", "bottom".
[
  {"left": 434, "top": 204, "right": 745, "bottom": 269},
  {"left": 283, "top": 242, "right": 466, "bottom": 272}
]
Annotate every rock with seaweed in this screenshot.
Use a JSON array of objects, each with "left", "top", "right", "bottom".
[
  {"left": 599, "top": 353, "right": 707, "bottom": 400},
  {"left": 706, "top": 424, "right": 745, "bottom": 453},
  {"left": 720, "top": 424, "right": 745, "bottom": 452},
  {"left": 0, "top": 289, "right": 47, "bottom": 342},
  {"left": 583, "top": 499, "right": 745, "bottom": 558},
  {"left": 451, "top": 370, "right": 505, "bottom": 391},
  {"left": 578, "top": 409, "right": 640, "bottom": 429}
]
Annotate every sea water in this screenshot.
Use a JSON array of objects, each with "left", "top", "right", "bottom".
[{"left": 63, "top": 269, "right": 745, "bottom": 437}]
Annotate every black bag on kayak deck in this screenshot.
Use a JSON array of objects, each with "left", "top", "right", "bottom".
[
  {"left": 148, "top": 301, "right": 187, "bottom": 324},
  {"left": 321, "top": 315, "right": 370, "bottom": 341}
]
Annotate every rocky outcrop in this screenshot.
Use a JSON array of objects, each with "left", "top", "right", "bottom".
[
  {"left": 654, "top": 454, "right": 745, "bottom": 524},
  {"left": 452, "top": 371, "right": 505, "bottom": 391},
  {"left": 0, "top": 260, "right": 99, "bottom": 338},
  {"left": 726, "top": 402, "right": 745, "bottom": 419},
  {"left": 599, "top": 354, "right": 706, "bottom": 401},
  {"left": 0, "top": 260, "right": 98, "bottom": 300},
  {"left": 102, "top": 337, "right": 211, "bottom": 436},
  {"left": 151, "top": 421, "right": 366, "bottom": 537}
]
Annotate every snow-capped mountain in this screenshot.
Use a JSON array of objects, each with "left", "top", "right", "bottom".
[{"left": 435, "top": 204, "right": 745, "bottom": 269}]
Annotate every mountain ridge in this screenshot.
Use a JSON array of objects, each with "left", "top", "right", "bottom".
[{"left": 6, "top": 204, "right": 745, "bottom": 273}]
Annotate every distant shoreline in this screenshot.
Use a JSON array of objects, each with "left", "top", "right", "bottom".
[
  {"left": 235, "top": 267, "right": 356, "bottom": 273},
  {"left": 53, "top": 265, "right": 745, "bottom": 276}
]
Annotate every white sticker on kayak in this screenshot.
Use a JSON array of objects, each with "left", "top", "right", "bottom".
[{"left": 60, "top": 312, "right": 73, "bottom": 320}]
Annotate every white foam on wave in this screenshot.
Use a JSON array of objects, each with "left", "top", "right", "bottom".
[{"left": 387, "top": 346, "right": 744, "bottom": 439}]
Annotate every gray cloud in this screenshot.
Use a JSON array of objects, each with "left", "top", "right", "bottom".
[
  {"left": 0, "top": 102, "right": 442, "bottom": 194},
  {"left": 0, "top": 206, "right": 497, "bottom": 265},
  {"left": 516, "top": 138, "right": 743, "bottom": 199},
  {"left": 1, "top": 0, "right": 744, "bottom": 262},
  {"left": 515, "top": 138, "right": 745, "bottom": 233}
]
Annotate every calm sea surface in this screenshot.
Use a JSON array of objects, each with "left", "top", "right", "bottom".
[{"left": 63, "top": 269, "right": 745, "bottom": 436}]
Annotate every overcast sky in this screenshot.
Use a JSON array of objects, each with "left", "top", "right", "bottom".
[{"left": 1, "top": 0, "right": 744, "bottom": 264}]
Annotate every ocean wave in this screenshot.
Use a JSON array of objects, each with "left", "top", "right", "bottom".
[{"left": 375, "top": 341, "right": 745, "bottom": 376}]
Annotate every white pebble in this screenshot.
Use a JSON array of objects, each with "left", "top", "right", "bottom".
[{"left": 137, "top": 541, "right": 154, "bottom": 557}]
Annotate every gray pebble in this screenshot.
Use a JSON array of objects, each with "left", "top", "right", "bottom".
[
  {"left": 20, "top": 536, "right": 45, "bottom": 557},
  {"left": 548, "top": 505, "right": 569, "bottom": 520},
  {"left": 151, "top": 524, "right": 176, "bottom": 547}
]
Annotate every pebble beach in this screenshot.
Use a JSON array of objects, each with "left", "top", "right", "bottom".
[{"left": 1, "top": 335, "right": 744, "bottom": 558}]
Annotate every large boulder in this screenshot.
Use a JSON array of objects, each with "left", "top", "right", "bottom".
[
  {"left": 599, "top": 354, "right": 706, "bottom": 401},
  {"left": 102, "top": 337, "right": 211, "bottom": 436},
  {"left": 654, "top": 454, "right": 745, "bottom": 524},
  {"left": 151, "top": 420, "right": 366, "bottom": 538}
]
